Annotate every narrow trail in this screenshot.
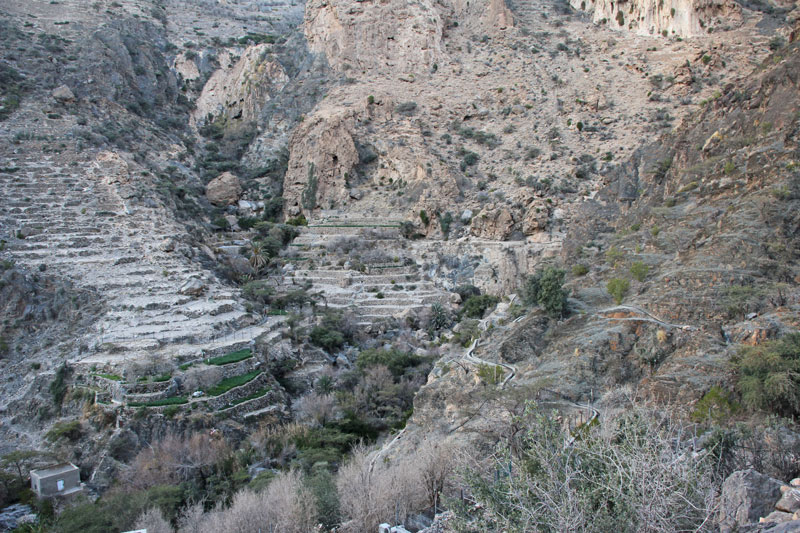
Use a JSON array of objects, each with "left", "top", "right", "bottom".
[{"left": 597, "top": 305, "right": 697, "bottom": 331}]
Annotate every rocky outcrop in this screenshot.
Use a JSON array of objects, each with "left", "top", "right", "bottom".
[
  {"left": 470, "top": 207, "right": 515, "bottom": 240},
  {"left": 719, "top": 469, "right": 784, "bottom": 531},
  {"left": 283, "top": 108, "right": 360, "bottom": 216},
  {"left": 193, "top": 45, "right": 289, "bottom": 128},
  {"left": 206, "top": 171, "right": 243, "bottom": 206},
  {"left": 304, "top": 0, "right": 445, "bottom": 75},
  {"left": 572, "top": 0, "right": 742, "bottom": 37}
]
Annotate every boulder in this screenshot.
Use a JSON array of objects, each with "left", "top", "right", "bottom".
[
  {"left": 52, "top": 84, "right": 75, "bottom": 102},
  {"left": 777, "top": 489, "right": 800, "bottom": 513},
  {"left": 178, "top": 278, "right": 207, "bottom": 297},
  {"left": 349, "top": 188, "right": 363, "bottom": 200},
  {"left": 206, "top": 172, "right": 242, "bottom": 206},
  {"left": 763, "top": 511, "right": 795, "bottom": 524},
  {"left": 718, "top": 469, "right": 784, "bottom": 532}
]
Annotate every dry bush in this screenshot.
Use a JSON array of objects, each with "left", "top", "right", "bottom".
[
  {"left": 337, "top": 444, "right": 429, "bottom": 532},
  {"left": 295, "top": 392, "right": 338, "bottom": 427},
  {"left": 181, "top": 366, "right": 224, "bottom": 393},
  {"left": 178, "top": 470, "right": 316, "bottom": 533},
  {"left": 125, "top": 432, "right": 230, "bottom": 491},
  {"left": 124, "top": 355, "right": 174, "bottom": 381},
  {"left": 453, "top": 404, "right": 719, "bottom": 532},
  {"left": 134, "top": 507, "right": 173, "bottom": 533},
  {"left": 249, "top": 422, "right": 308, "bottom": 467}
]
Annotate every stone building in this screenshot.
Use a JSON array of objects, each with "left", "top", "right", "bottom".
[{"left": 30, "top": 463, "right": 82, "bottom": 498}]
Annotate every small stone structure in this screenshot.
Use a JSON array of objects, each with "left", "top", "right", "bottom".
[
  {"left": 30, "top": 463, "right": 83, "bottom": 498},
  {"left": 378, "top": 525, "right": 411, "bottom": 533}
]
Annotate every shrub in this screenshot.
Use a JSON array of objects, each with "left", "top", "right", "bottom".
[
  {"left": 395, "top": 102, "right": 418, "bottom": 115},
  {"left": 439, "top": 211, "right": 453, "bottom": 238},
  {"left": 429, "top": 303, "right": 450, "bottom": 331},
  {"left": 310, "top": 326, "right": 345, "bottom": 352},
  {"left": 690, "top": 386, "right": 739, "bottom": 423},
  {"left": 522, "top": 267, "right": 568, "bottom": 318},
  {"left": 50, "top": 362, "right": 71, "bottom": 406},
  {"left": 607, "top": 278, "right": 630, "bottom": 304},
  {"left": 732, "top": 333, "right": 800, "bottom": 417},
  {"left": 462, "top": 294, "right": 499, "bottom": 318},
  {"left": 453, "top": 405, "right": 718, "bottom": 532},
  {"left": 476, "top": 363, "right": 505, "bottom": 385},
  {"left": 572, "top": 264, "right": 589, "bottom": 276},
  {"left": 605, "top": 245, "right": 624, "bottom": 265},
  {"left": 629, "top": 261, "right": 649, "bottom": 282},
  {"left": 286, "top": 214, "right": 308, "bottom": 226},
  {"left": 419, "top": 210, "right": 429, "bottom": 226},
  {"left": 46, "top": 420, "right": 82, "bottom": 442},
  {"left": 356, "top": 348, "right": 424, "bottom": 377}
]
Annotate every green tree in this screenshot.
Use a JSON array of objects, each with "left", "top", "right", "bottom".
[
  {"left": 732, "top": 333, "right": 800, "bottom": 417},
  {"left": 607, "top": 278, "right": 630, "bottom": 304},
  {"left": 523, "top": 266, "right": 568, "bottom": 318},
  {"left": 629, "top": 261, "right": 649, "bottom": 282}
]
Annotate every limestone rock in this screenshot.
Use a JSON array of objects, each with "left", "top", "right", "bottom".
[
  {"left": 93, "top": 151, "right": 130, "bottom": 186},
  {"left": 572, "top": 0, "right": 741, "bottom": 37},
  {"left": 777, "top": 490, "right": 800, "bottom": 513},
  {"left": 763, "top": 511, "right": 796, "bottom": 524},
  {"left": 206, "top": 172, "right": 242, "bottom": 206},
  {"left": 52, "top": 84, "right": 75, "bottom": 102},
  {"left": 470, "top": 208, "right": 515, "bottom": 240},
  {"left": 193, "top": 45, "right": 289, "bottom": 128},
  {"left": 718, "top": 469, "right": 784, "bottom": 531},
  {"left": 304, "top": 0, "right": 444, "bottom": 74},
  {"left": 283, "top": 109, "right": 360, "bottom": 216},
  {"left": 484, "top": 0, "right": 514, "bottom": 30},
  {"left": 178, "top": 278, "right": 207, "bottom": 297},
  {"left": 522, "top": 204, "right": 549, "bottom": 235}
]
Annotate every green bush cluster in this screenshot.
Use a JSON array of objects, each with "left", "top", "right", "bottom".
[
  {"left": 732, "top": 333, "right": 800, "bottom": 417},
  {"left": 462, "top": 294, "right": 500, "bottom": 318},
  {"left": 607, "top": 278, "right": 630, "bottom": 304},
  {"left": 522, "top": 266, "right": 568, "bottom": 318}
]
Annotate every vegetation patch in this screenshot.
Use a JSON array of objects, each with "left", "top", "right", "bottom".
[
  {"left": 732, "top": 332, "right": 800, "bottom": 417},
  {"left": 207, "top": 370, "right": 262, "bottom": 397},
  {"left": 206, "top": 348, "right": 252, "bottom": 366},
  {"left": 128, "top": 396, "right": 189, "bottom": 407}
]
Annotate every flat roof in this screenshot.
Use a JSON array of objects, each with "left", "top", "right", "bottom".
[{"left": 31, "top": 463, "right": 78, "bottom": 478}]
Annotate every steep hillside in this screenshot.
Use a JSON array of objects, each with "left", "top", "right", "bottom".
[
  {"left": 0, "top": 0, "right": 798, "bottom": 530},
  {"left": 381, "top": 23, "right": 800, "bottom": 492}
]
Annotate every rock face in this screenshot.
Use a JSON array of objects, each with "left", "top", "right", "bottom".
[
  {"left": 572, "top": 0, "right": 742, "bottom": 37},
  {"left": 193, "top": 45, "right": 289, "bottom": 128},
  {"left": 206, "top": 172, "right": 243, "bottom": 206},
  {"left": 470, "top": 207, "right": 515, "bottom": 240},
  {"left": 304, "top": 0, "right": 444, "bottom": 74},
  {"left": 283, "top": 108, "right": 360, "bottom": 216},
  {"left": 718, "top": 469, "right": 784, "bottom": 531}
]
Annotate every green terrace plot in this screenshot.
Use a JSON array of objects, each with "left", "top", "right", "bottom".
[
  {"left": 218, "top": 387, "right": 270, "bottom": 410},
  {"left": 207, "top": 370, "right": 262, "bottom": 396},
  {"left": 93, "top": 373, "right": 123, "bottom": 381},
  {"left": 206, "top": 348, "right": 252, "bottom": 365},
  {"left": 128, "top": 396, "right": 188, "bottom": 407}
]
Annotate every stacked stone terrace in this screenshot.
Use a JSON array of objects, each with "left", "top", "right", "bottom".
[
  {"left": 281, "top": 216, "right": 452, "bottom": 325},
  {"left": 0, "top": 118, "right": 281, "bottom": 370}
]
